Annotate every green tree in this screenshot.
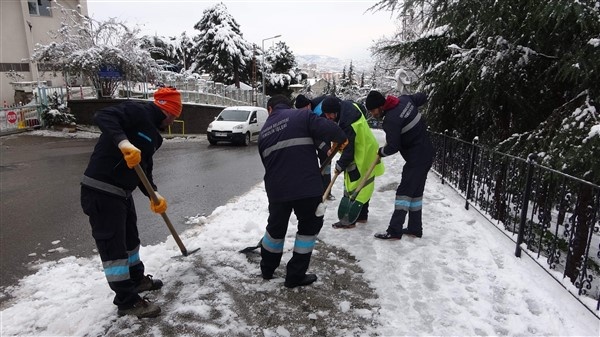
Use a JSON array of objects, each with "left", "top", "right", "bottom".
[
  {"left": 264, "top": 41, "right": 297, "bottom": 97},
  {"left": 373, "top": 0, "right": 600, "bottom": 145},
  {"left": 192, "top": 3, "right": 253, "bottom": 87},
  {"left": 140, "top": 35, "right": 179, "bottom": 72}
]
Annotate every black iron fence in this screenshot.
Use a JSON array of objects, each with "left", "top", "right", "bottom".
[{"left": 430, "top": 131, "right": 600, "bottom": 314}]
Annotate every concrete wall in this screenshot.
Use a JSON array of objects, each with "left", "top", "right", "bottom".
[{"left": 68, "top": 99, "right": 226, "bottom": 135}]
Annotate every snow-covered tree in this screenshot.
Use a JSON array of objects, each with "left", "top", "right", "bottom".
[
  {"left": 264, "top": 41, "right": 297, "bottom": 97},
  {"left": 338, "top": 61, "right": 364, "bottom": 100},
  {"left": 192, "top": 3, "right": 253, "bottom": 87},
  {"left": 372, "top": 1, "right": 600, "bottom": 280},
  {"left": 30, "top": 3, "right": 160, "bottom": 98},
  {"left": 175, "top": 32, "right": 196, "bottom": 72},
  {"left": 140, "top": 35, "right": 180, "bottom": 72},
  {"left": 373, "top": 0, "right": 599, "bottom": 144}
]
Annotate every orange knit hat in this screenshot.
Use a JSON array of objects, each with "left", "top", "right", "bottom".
[{"left": 153, "top": 87, "right": 182, "bottom": 117}]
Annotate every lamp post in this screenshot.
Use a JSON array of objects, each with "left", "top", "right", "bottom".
[{"left": 261, "top": 34, "right": 281, "bottom": 107}]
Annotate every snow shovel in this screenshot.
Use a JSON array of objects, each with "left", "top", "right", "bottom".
[
  {"left": 239, "top": 239, "right": 262, "bottom": 253},
  {"left": 337, "top": 155, "right": 381, "bottom": 224},
  {"left": 319, "top": 142, "right": 341, "bottom": 174},
  {"left": 239, "top": 169, "right": 342, "bottom": 254},
  {"left": 133, "top": 164, "right": 199, "bottom": 257}
]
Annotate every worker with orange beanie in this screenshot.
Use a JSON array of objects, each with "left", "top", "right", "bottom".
[{"left": 80, "top": 87, "right": 182, "bottom": 318}]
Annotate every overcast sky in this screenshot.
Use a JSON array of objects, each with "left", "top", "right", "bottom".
[{"left": 86, "top": 0, "right": 398, "bottom": 61}]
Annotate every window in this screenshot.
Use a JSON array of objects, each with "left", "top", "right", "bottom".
[
  {"left": 217, "top": 110, "right": 250, "bottom": 122},
  {"left": 28, "top": 0, "right": 52, "bottom": 17},
  {"left": 0, "top": 63, "right": 31, "bottom": 72}
]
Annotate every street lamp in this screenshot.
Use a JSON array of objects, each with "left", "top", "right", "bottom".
[{"left": 261, "top": 34, "right": 281, "bottom": 107}]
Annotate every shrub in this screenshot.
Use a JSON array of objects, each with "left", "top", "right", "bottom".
[{"left": 41, "top": 92, "right": 76, "bottom": 127}]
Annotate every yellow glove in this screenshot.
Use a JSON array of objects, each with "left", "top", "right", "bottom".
[
  {"left": 118, "top": 140, "right": 141, "bottom": 169},
  {"left": 150, "top": 192, "right": 167, "bottom": 214}
]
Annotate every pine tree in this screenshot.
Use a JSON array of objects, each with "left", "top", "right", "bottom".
[
  {"left": 140, "top": 35, "right": 179, "bottom": 72},
  {"left": 264, "top": 41, "right": 297, "bottom": 97},
  {"left": 192, "top": 3, "right": 253, "bottom": 87},
  {"left": 347, "top": 61, "right": 355, "bottom": 86},
  {"left": 374, "top": 0, "right": 599, "bottom": 146},
  {"left": 174, "top": 32, "right": 195, "bottom": 72}
]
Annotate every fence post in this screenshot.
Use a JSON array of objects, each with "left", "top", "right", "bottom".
[
  {"left": 515, "top": 153, "right": 537, "bottom": 257},
  {"left": 465, "top": 136, "right": 479, "bottom": 210},
  {"left": 441, "top": 129, "right": 448, "bottom": 184}
]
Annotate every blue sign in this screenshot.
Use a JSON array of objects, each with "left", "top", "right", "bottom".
[{"left": 98, "top": 64, "right": 122, "bottom": 79}]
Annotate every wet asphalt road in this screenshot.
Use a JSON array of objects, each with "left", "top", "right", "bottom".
[{"left": 0, "top": 133, "right": 264, "bottom": 291}]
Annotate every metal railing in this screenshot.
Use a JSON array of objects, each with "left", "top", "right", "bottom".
[
  {"left": 123, "top": 76, "right": 266, "bottom": 107},
  {"left": 430, "top": 131, "right": 600, "bottom": 314}
]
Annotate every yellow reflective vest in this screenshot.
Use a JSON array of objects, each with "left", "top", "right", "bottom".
[{"left": 343, "top": 104, "right": 385, "bottom": 204}]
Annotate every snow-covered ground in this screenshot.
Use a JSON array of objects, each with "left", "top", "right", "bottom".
[{"left": 1, "top": 129, "right": 598, "bottom": 336}]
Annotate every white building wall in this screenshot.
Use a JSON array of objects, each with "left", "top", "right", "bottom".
[{"left": 0, "top": 0, "right": 88, "bottom": 105}]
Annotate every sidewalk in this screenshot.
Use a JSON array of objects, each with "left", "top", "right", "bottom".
[
  {"left": 1, "top": 129, "right": 598, "bottom": 336},
  {"left": 0, "top": 128, "right": 33, "bottom": 137}
]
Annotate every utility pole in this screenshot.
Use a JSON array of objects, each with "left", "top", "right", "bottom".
[{"left": 261, "top": 34, "right": 281, "bottom": 107}]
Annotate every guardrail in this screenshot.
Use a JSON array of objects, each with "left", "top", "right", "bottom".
[{"left": 430, "top": 130, "right": 600, "bottom": 314}]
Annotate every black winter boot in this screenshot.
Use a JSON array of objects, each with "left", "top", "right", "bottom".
[
  {"left": 117, "top": 297, "right": 161, "bottom": 318},
  {"left": 135, "top": 275, "right": 163, "bottom": 293},
  {"left": 284, "top": 274, "right": 318, "bottom": 288}
]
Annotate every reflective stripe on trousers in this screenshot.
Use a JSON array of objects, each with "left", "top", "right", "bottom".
[
  {"left": 262, "top": 231, "right": 285, "bottom": 253},
  {"left": 293, "top": 234, "right": 317, "bottom": 254},
  {"left": 102, "top": 245, "right": 142, "bottom": 282},
  {"left": 394, "top": 195, "right": 423, "bottom": 212}
]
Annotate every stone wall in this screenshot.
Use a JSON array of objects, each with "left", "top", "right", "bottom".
[{"left": 68, "top": 99, "right": 226, "bottom": 135}]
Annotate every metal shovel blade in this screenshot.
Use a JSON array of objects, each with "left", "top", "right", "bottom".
[
  {"left": 239, "top": 239, "right": 262, "bottom": 253},
  {"left": 336, "top": 156, "right": 380, "bottom": 225},
  {"left": 337, "top": 197, "right": 364, "bottom": 224}
]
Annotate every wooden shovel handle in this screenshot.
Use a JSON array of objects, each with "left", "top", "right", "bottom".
[
  {"left": 133, "top": 164, "right": 188, "bottom": 256},
  {"left": 320, "top": 142, "right": 340, "bottom": 174},
  {"left": 323, "top": 170, "right": 341, "bottom": 202},
  {"left": 350, "top": 155, "right": 381, "bottom": 200}
]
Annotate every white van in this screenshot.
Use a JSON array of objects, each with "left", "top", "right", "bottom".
[{"left": 206, "top": 106, "right": 268, "bottom": 146}]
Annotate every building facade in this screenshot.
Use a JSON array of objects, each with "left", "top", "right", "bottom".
[{"left": 0, "top": 0, "right": 88, "bottom": 105}]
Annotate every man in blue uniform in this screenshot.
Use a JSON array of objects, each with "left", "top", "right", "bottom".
[
  {"left": 295, "top": 94, "right": 336, "bottom": 200},
  {"left": 258, "top": 95, "right": 347, "bottom": 288},
  {"left": 365, "top": 90, "right": 434, "bottom": 240},
  {"left": 80, "top": 87, "right": 182, "bottom": 317}
]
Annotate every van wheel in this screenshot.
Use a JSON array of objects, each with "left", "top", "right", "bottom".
[
  {"left": 242, "top": 132, "right": 251, "bottom": 146},
  {"left": 209, "top": 139, "right": 217, "bottom": 145}
]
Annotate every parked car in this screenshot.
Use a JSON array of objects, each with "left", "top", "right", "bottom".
[{"left": 207, "top": 106, "right": 268, "bottom": 146}]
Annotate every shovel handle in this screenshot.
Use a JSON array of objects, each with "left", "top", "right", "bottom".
[
  {"left": 133, "top": 164, "right": 189, "bottom": 256},
  {"left": 323, "top": 170, "right": 341, "bottom": 202},
  {"left": 350, "top": 155, "right": 381, "bottom": 200},
  {"left": 320, "top": 142, "right": 340, "bottom": 174}
]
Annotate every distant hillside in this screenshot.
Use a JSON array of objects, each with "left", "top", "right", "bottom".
[{"left": 296, "top": 54, "right": 373, "bottom": 73}]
